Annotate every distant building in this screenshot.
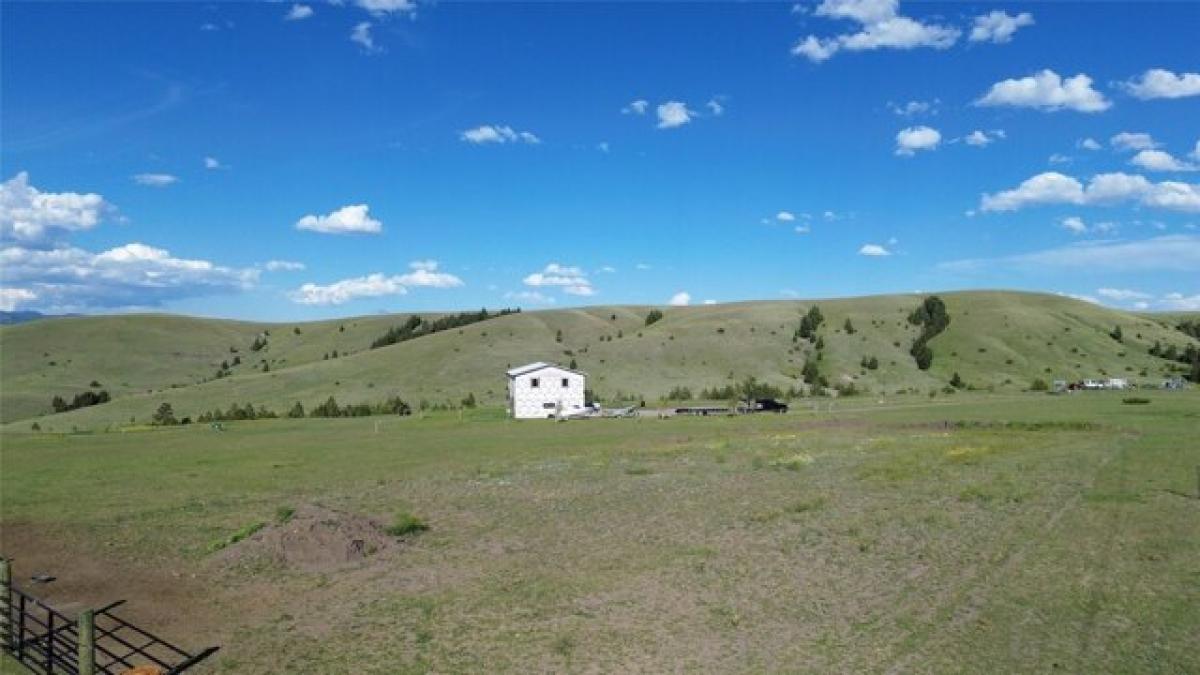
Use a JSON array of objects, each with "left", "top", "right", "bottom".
[
  {"left": 1106, "top": 378, "right": 1129, "bottom": 390},
  {"left": 506, "top": 362, "right": 587, "bottom": 419}
]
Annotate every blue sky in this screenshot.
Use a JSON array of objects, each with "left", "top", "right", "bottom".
[{"left": 2, "top": 0, "right": 1198, "bottom": 320}]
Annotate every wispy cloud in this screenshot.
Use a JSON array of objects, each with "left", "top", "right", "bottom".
[
  {"left": 460, "top": 124, "right": 540, "bottom": 144},
  {"left": 285, "top": 4, "right": 314, "bottom": 20},
  {"left": 132, "top": 173, "right": 178, "bottom": 187},
  {"left": 939, "top": 235, "right": 1200, "bottom": 273}
]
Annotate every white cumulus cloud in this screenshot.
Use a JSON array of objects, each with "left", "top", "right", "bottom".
[
  {"left": 1, "top": 172, "right": 111, "bottom": 247},
  {"left": 396, "top": 259, "right": 464, "bottom": 288},
  {"left": 1130, "top": 149, "right": 1196, "bottom": 172},
  {"left": 1077, "top": 137, "right": 1102, "bottom": 151},
  {"left": 793, "top": 0, "right": 960, "bottom": 63},
  {"left": 976, "top": 69, "right": 1110, "bottom": 112},
  {"left": 776, "top": 211, "right": 796, "bottom": 222},
  {"left": 523, "top": 263, "right": 595, "bottom": 297},
  {"left": 895, "top": 125, "right": 941, "bottom": 155},
  {"left": 980, "top": 171, "right": 1200, "bottom": 213},
  {"left": 1110, "top": 132, "right": 1159, "bottom": 152},
  {"left": 295, "top": 204, "right": 383, "bottom": 234},
  {"left": 656, "top": 101, "right": 694, "bottom": 129},
  {"left": 1, "top": 242, "right": 258, "bottom": 310},
  {"left": 668, "top": 291, "right": 691, "bottom": 306},
  {"left": 289, "top": 261, "right": 460, "bottom": 305},
  {"left": 858, "top": 243, "right": 892, "bottom": 256},
  {"left": 968, "top": 10, "right": 1033, "bottom": 43},
  {"left": 1121, "top": 68, "right": 1200, "bottom": 100}
]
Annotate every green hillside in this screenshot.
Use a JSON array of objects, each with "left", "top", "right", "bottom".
[
  {"left": 0, "top": 313, "right": 426, "bottom": 423},
  {"left": 3, "top": 291, "right": 1197, "bottom": 430}
]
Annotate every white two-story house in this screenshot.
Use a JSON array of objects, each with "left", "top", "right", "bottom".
[{"left": 506, "top": 362, "right": 587, "bottom": 419}]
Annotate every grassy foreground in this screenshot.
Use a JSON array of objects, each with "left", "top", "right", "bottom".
[{"left": 2, "top": 391, "right": 1198, "bottom": 673}]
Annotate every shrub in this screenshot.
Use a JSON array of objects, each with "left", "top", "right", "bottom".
[
  {"left": 1030, "top": 378, "right": 1049, "bottom": 391},
  {"left": 1122, "top": 397, "right": 1151, "bottom": 405},
  {"left": 644, "top": 309, "right": 664, "bottom": 326},
  {"left": 385, "top": 511, "right": 429, "bottom": 537}
]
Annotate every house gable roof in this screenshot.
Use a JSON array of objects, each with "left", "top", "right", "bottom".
[{"left": 506, "top": 361, "right": 587, "bottom": 378}]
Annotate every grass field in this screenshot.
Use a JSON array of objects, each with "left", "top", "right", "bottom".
[
  {"left": 4, "top": 291, "right": 1198, "bottom": 430},
  {"left": 2, "top": 390, "right": 1197, "bottom": 673}
]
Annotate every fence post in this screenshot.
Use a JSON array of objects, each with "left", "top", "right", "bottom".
[
  {"left": 77, "top": 609, "right": 95, "bottom": 675},
  {"left": 0, "top": 558, "right": 10, "bottom": 652}
]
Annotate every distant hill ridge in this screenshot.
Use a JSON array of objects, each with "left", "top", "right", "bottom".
[{"left": 2, "top": 290, "right": 1197, "bottom": 429}]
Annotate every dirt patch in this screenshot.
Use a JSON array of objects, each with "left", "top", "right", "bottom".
[
  {"left": 0, "top": 520, "right": 223, "bottom": 638},
  {"left": 212, "top": 504, "right": 396, "bottom": 573}
]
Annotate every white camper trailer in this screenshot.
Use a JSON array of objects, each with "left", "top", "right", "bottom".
[{"left": 506, "top": 362, "right": 587, "bottom": 419}]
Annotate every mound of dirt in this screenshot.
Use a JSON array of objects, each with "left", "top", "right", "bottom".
[{"left": 214, "top": 505, "right": 395, "bottom": 573}]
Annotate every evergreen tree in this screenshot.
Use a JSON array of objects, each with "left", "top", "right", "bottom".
[
  {"left": 288, "top": 401, "right": 306, "bottom": 418},
  {"left": 152, "top": 402, "right": 178, "bottom": 425},
  {"left": 844, "top": 318, "right": 856, "bottom": 334},
  {"left": 645, "top": 309, "right": 664, "bottom": 326},
  {"left": 802, "top": 359, "right": 821, "bottom": 386}
]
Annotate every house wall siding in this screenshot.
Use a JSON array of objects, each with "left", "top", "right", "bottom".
[{"left": 508, "top": 366, "right": 586, "bottom": 418}]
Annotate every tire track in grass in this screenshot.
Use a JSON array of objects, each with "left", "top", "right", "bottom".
[{"left": 880, "top": 435, "right": 1120, "bottom": 674}]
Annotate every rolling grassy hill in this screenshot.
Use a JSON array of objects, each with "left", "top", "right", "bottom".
[{"left": 2, "top": 290, "right": 1196, "bottom": 430}]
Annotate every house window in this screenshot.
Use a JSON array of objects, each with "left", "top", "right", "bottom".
[
  {"left": 543, "top": 402, "right": 556, "bottom": 409},
  {"left": 561, "top": 378, "right": 569, "bottom": 388},
  {"left": 530, "top": 377, "right": 540, "bottom": 388}
]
